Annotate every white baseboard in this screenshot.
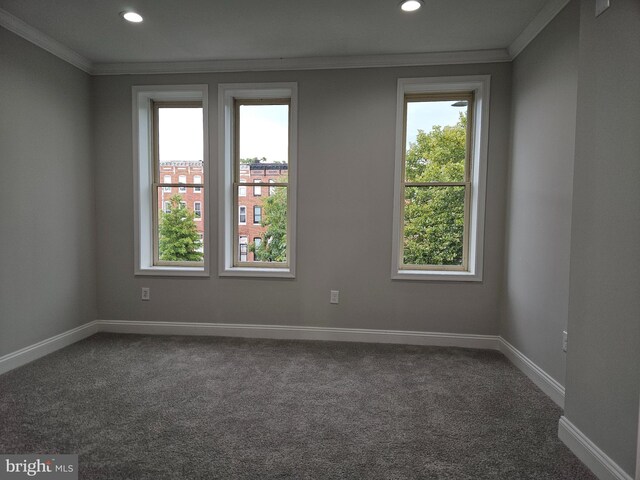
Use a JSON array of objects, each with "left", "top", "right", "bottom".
[
  {"left": 96, "top": 319, "right": 501, "bottom": 350},
  {"left": 559, "top": 416, "right": 633, "bottom": 480},
  {"left": 498, "top": 337, "right": 565, "bottom": 408},
  {"left": 0, "top": 320, "right": 99, "bottom": 375}
]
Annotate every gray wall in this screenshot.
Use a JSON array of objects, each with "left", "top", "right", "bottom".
[
  {"left": 564, "top": 0, "right": 640, "bottom": 474},
  {"left": 0, "top": 27, "right": 96, "bottom": 357},
  {"left": 93, "top": 63, "right": 511, "bottom": 333},
  {"left": 500, "top": 1, "right": 579, "bottom": 386}
]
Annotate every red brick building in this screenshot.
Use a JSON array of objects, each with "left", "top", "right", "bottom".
[{"left": 158, "top": 161, "right": 288, "bottom": 262}]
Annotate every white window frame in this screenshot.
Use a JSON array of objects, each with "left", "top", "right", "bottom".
[
  {"left": 391, "top": 76, "right": 490, "bottom": 282},
  {"left": 238, "top": 205, "right": 246, "bottom": 225},
  {"left": 193, "top": 175, "right": 202, "bottom": 193},
  {"left": 218, "top": 83, "right": 297, "bottom": 278},
  {"left": 194, "top": 201, "right": 201, "bottom": 220},
  {"left": 133, "top": 85, "right": 209, "bottom": 277},
  {"left": 253, "top": 179, "right": 262, "bottom": 196}
]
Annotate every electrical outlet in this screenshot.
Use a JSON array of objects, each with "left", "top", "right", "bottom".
[
  {"left": 141, "top": 287, "right": 150, "bottom": 301},
  {"left": 330, "top": 290, "right": 339, "bottom": 304},
  {"left": 562, "top": 330, "right": 568, "bottom": 352}
]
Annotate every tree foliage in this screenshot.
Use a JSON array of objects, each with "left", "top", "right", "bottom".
[
  {"left": 251, "top": 186, "right": 287, "bottom": 263},
  {"left": 403, "top": 113, "right": 467, "bottom": 266},
  {"left": 159, "top": 194, "right": 203, "bottom": 262}
]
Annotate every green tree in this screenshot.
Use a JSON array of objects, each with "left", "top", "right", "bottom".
[
  {"left": 250, "top": 186, "right": 287, "bottom": 262},
  {"left": 403, "top": 113, "right": 466, "bottom": 266},
  {"left": 240, "top": 157, "right": 266, "bottom": 164},
  {"left": 159, "top": 194, "right": 203, "bottom": 262}
]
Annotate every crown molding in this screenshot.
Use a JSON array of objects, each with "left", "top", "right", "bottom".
[
  {"left": 0, "top": 7, "right": 93, "bottom": 73},
  {"left": 91, "top": 49, "right": 510, "bottom": 76},
  {"left": 508, "top": 0, "right": 571, "bottom": 59},
  {"left": 2, "top": 0, "right": 571, "bottom": 76}
]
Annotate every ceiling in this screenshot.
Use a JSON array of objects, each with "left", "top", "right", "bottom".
[{"left": 0, "top": 0, "right": 564, "bottom": 73}]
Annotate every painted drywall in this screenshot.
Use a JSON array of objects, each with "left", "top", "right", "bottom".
[
  {"left": 0, "top": 27, "right": 96, "bottom": 357},
  {"left": 93, "top": 63, "right": 511, "bottom": 334},
  {"left": 500, "top": 1, "right": 579, "bottom": 386},
  {"left": 564, "top": 0, "right": 640, "bottom": 475}
]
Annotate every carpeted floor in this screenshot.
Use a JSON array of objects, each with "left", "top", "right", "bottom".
[{"left": 0, "top": 333, "right": 595, "bottom": 479}]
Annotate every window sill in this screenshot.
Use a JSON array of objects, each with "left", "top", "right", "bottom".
[
  {"left": 136, "top": 266, "right": 209, "bottom": 277},
  {"left": 392, "top": 269, "right": 482, "bottom": 282},
  {"left": 219, "top": 267, "right": 294, "bottom": 279}
]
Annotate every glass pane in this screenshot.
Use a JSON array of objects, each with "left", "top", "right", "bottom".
[
  {"left": 157, "top": 187, "right": 205, "bottom": 263},
  {"left": 157, "top": 107, "right": 203, "bottom": 164},
  {"left": 236, "top": 185, "right": 287, "bottom": 264},
  {"left": 403, "top": 186, "right": 464, "bottom": 266},
  {"left": 405, "top": 99, "right": 468, "bottom": 183},
  {"left": 238, "top": 104, "right": 289, "bottom": 175}
]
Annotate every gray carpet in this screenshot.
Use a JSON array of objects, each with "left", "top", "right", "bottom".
[{"left": 0, "top": 333, "right": 595, "bottom": 479}]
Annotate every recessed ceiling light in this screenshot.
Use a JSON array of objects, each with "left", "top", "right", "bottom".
[
  {"left": 120, "top": 11, "right": 143, "bottom": 23},
  {"left": 399, "top": 0, "right": 423, "bottom": 12}
]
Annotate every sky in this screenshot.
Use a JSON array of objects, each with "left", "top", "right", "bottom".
[
  {"left": 157, "top": 101, "right": 462, "bottom": 161},
  {"left": 405, "top": 100, "right": 465, "bottom": 148},
  {"left": 158, "top": 108, "right": 203, "bottom": 161},
  {"left": 239, "top": 104, "right": 289, "bottom": 163}
]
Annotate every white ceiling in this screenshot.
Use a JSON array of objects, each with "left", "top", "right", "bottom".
[{"left": 0, "top": 0, "right": 565, "bottom": 72}]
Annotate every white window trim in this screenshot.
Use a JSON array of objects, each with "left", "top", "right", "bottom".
[
  {"left": 194, "top": 201, "right": 202, "bottom": 221},
  {"left": 238, "top": 205, "right": 247, "bottom": 225},
  {"left": 218, "top": 82, "right": 297, "bottom": 278},
  {"left": 391, "top": 75, "right": 490, "bottom": 282},
  {"left": 132, "top": 84, "right": 209, "bottom": 277}
]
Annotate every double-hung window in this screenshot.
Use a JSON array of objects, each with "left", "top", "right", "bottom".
[
  {"left": 392, "top": 76, "right": 490, "bottom": 281},
  {"left": 133, "top": 85, "right": 209, "bottom": 276},
  {"left": 218, "top": 83, "right": 297, "bottom": 278}
]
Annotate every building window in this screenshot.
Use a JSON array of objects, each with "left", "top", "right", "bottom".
[
  {"left": 133, "top": 85, "right": 209, "bottom": 276},
  {"left": 253, "top": 237, "right": 262, "bottom": 261},
  {"left": 269, "top": 179, "right": 276, "bottom": 196},
  {"left": 253, "top": 205, "right": 262, "bottom": 224},
  {"left": 193, "top": 175, "right": 202, "bottom": 193},
  {"left": 178, "top": 175, "right": 187, "bottom": 193},
  {"left": 194, "top": 201, "right": 201, "bottom": 219},
  {"left": 218, "top": 83, "right": 297, "bottom": 277},
  {"left": 253, "top": 179, "right": 262, "bottom": 196},
  {"left": 239, "top": 205, "right": 246, "bottom": 225},
  {"left": 239, "top": 236, "right": 248, "bottom": 262},
  {"left": 392, "top": 76, "right": 490, "bottom": 281}
]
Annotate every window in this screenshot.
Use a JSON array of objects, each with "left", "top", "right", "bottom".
[
  {"left": 392, "top": 76, "right": 490, "bottom": 281},
  {"left": 178, "top": 175, "right": 187, "bottom": 193},
  {"left": 269, "top": 179, "right": 276, "bottom": 196},
  {"left": 253, "top": 237, "right": 262, "bottom": 261},
  {"left": 193, "top": 175, "right": 202, "bottom": 193},
  {"left": 239, "top": 236, "right": 248, "bottom": 262},
  {"left": 238, "top": 180, "right": 247, "bottom": 197},
  {"left": 253, "top": 179, "right": 262, "bottom": 196},
  {"left": 218, "top": 83, "right": 297, "bottom": 277},
  {"left": 239, "top": 206, "right": 246, "bottom": 225},
  {"left": 194, "top": 201, "right": 201, "bottom": 219},
  {"left": 133, "top": 85, "right": 209, "bottom": 276}
]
